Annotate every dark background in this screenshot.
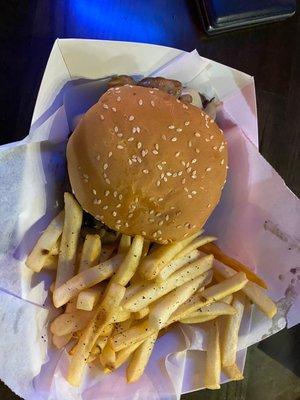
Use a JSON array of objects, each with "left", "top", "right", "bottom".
[{"left": 0, "top": 1, "right": 299, "bottom": 399}]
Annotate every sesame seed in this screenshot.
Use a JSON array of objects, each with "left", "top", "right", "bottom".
[
  {"left": 137, "top": 142, "right": 142, "bottom": 149},
  {"left": 152, "top": 150, "right": 159, "bottom": 155},
  {"left": 191, "top": 190, "right": 197, "bottom": 195},
  {"left": 156, "top": 180, "right": 161, "bottom": 187},
  {"left": 176, "top": 128, "right": 182, "bottom": 132},
  {"left": 162, "top": 161, "right": 167, "bottom": 165},
  {"left": 105, "top": 190, "right": 110, "bottom": 196},
  {"left": 158, "top": 197, "right": 163, "bottom": 201},
  {"left": 117, "top": 96, "right": 121, "bottom": 102},
  {"left": 113, "top": 191, "right": 118, "bottom": 197},
  {"left": 205, "top": 123, "right": 209, "bottom": 129},
  {"left": 132, "top": 127, "right": 137, "bottom": 133},
  {"left": 165, "top": 215, "right": 170, "bottom": 221},
  {"left": 187, "top": 167, "right": 192, "bottom": 173},
  {"left": 128, "top": 137, "right": 134, "bottom": 142},
  {"left": 149, "top": 90, "right": 154, "bottom": 94},
  {"left": 128, "top": 159, "right": 133, "bottom": 166},
  {"left": 103, "top": 104, "right": 108, "bottom": 109},
  {"left": 207, "top": 204, "right": 211, "bottom": 208},
  {"left": 213, "top": 146, "right": 218, "bottom": 150},
  {"left": 160, "top": 173, "right": 165, "bottom": 179},
  {"left": 195, "top": 132, "right": 201, "bottom": 137},
  {"left": 119, "top": 194, "right": 123, "bottom": 200},
  {"left": 105, "top": 178, "right": 111, "bottom": 184},
  {"left": 103, "top": 205, "right": 108, "bottom": 210},
  {"left": 141, "top": 150, "right": 147, "bottom": 157},
  {"left": 134, "top": 197, "right": 139, "bottom": 203},
  {"left": 83, "top": 174, "right": 89, "bottom": 179},
  {"left": 128, "top": 213, "right": 133, "bottom": 219},
  {"left": 136, "top": 126, "right": 141, "bottom": 133},
  {"left": 138, "top": 99, "right": 143, "bottom": 106},
  {"left": 163, "top": 177, "right": 168, "bottom": 182},
  {"left": 117, "top": 145, "right": 124, "bottom": 149},
  {"left": 226, "top": 166, "right": 229, "bottom": 170},
  {"left": 157, "top": 230, "right": 162, "bottom": 235},
  {"left": 181, "top": 161, "right": 186, "bottom": 166},
  {"left": 129, "top": 115, "right": 134, "bottom": 121},
  {"left": 112, "top": 107, "right": 117, "bottom": 112},
  {"left": 158, "top": 220, "right": 164, "bottom": 226},
  {"left": 116, "top": 220, "right": 121, "bottom": 224},
  {"left": 184, "top": 187, "right": 189, "bottom": 192},
  {"left": 93, "top": 198, "right": 101, "bottom": 205},
  {"left": 168, "top": 125, "right": 175, "bottom": 130},
  {"left": 166, "top": 172, "right": 172, "bottom": 176},
  {"left": 172, "top": 172, "right": 177, "bottom": 177},
  {"left": 191, "top": 159, "right": 197, "bottom": 164},
  {"left": 184, "top": 121, "right": 190, "bottom": 126},
  {"left": 184, "top": 233, "right": 189, "bottom": 237},
  {"left": 178, "top": 171, "right": 183, "bottom": 176},
  {"left": 171, "top": 137, "right": 177, "bottom": 142},
  {"left": 182, "top": 178, "right": 186, "bottom": 184},
  {"left": 210, "top": 119, "right": 214, "bottom": 123},
  {"left": 170, "top": 206, "right": 175, "bottom": 210},
  {"left": 100, "top": 114, "right": 104, "bottom": 120},
  {"left": 103, "top": 163, "right": 108, "bottom": 170},
  {"left": 112, "top": 211, "right": 117, "bottom": 217},
  {"left": 162, "top": 135, "right": 167, "bottom": 140},
  {"left": 155, "top": 212, "right": 162, "bottom": 217},
  {"left": 186, "top": 162, "right": 190, "bottom": 168},
  {"left": 137, "top": 156, "right": 142, "bottom": 163},
  {"left": 141, "top": 231, "right": 146, "bottom": 236},
  {"left": 183, "top": 104, "right": 188, "bottom": 110},
  {"left": 210, "top": 135, "right": 214, "bottom": 139},
  {"left": 175, "top": 151, "right": 180, "bottom": 157},
  {"left": 221, "top": 159, "right": 225, "bottom": 165},
  {"left": 188, "top": 140, "right": 192, "bottom": 147},
  {"left": 176, "top": 225, "right": 182, "bottom": 229},
  {"left": 116, "top": 203, "right": 121, "bottom": 208},
  {"left": 142, "top": 169, "right": 149, "bottom": 174},
  {"left": 92, "top": 189, "right": 97, "bottom": 195},
  {"left": 117, "top": 133, "right": 123, "bottom": 137},
  {"left": 205, "top": 138, "right": 210, "bottom": 142},
  {"left": 150, "top": 100, "right": 155, "bottom": 107},
  {"left": 124, "top": 222, "right": 129, "bottom": 227},
  {"left": 195, "top": 148, "right": 200, "bottom": 154},
  {"left": 206, "top": 167, "right": 212, "bottom": 172},
  {"left": 157, "top": 165, "right": 163, "bottom": 170},
  {"left": 114, "top": 126, "right": 118, "bottom": 133},
  {"left": 149, "top": 218, "right": 155, "bottom": 223}
]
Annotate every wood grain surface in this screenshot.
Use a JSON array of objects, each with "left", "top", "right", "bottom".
[{"left": 0, "top": 1, "right": 299, "bottom": 399}]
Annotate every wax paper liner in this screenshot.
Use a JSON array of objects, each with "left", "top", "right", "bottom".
[{"left": 0, "top": 40, "right": 299, "bottom": 399}]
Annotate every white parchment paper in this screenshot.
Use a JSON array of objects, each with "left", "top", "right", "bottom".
[{"left": 0, "top": 40, "right": 299, "bottom": 400}]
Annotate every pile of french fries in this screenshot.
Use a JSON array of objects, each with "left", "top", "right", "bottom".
[{"left": 26, "top": 193, "right": 277, "bottom": 389}]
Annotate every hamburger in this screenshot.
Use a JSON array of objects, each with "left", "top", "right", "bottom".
[{"left": 67, "top": 78, "right": 227, "bottom": 244}]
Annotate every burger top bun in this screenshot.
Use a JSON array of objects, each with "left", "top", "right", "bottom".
[{"left": 67, "top": 84, "right": 228, "bottom": 244}]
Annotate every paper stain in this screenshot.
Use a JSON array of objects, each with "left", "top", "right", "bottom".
[
  {"left": 13, "top": 308, "right": 24, "bottom": 334},
  {"left": 263, "top": 220, "right": 299, "bottom": 251}
]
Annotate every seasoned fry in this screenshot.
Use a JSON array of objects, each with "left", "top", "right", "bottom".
[
  {"left": 53, "top": 254, "right": 123, "bottom": 308},
  {"left": 221, "top": 295, "right": 245, "bottom": 367},
  {"left": 176, "top": 236, "right": 216, "bottom": 259},
  {"left": 67, "top": 283, "right": 125, "bottom": 386},
  {"left": 110, "top": 320, "right": 154, "bottom": 352},
  {"left": 26, "top": 211, "right": 64, "bottom": 272},
  {"left": 157, "top": 249, "right": 200, "bottom": 281},
  {"left": 222, "top": 363, "right": 244, "bottom": 381},
  {"left": 43, "top": 254, "right": 58, "bottom": 270},
  {"left": 99, "top": 343, "right": 116, "bottom": 369},
  {"left": 50, "top": 310, "right": 94, "bottom": 336},
  {"left": 96, "top": 336, "right": 108, "bottom": 351},
  {"left": 123, "top": 255, "right": 213, "bottom": 312},
  {"left": 76, "top": 285, "right": 104, "bottom": 311},
  {"left": 180, "top": 302, "right": 236, "bottom": 324},
  {"left": 214, "top": 263, "right": 277, "bottom": 318},
  {"left": 65, "top": 298, "right": 77, "bottom": 314},
  {"left": 221, "top": 294, "right": 233, "bottom": 305},
  {"left": 52, "top": 333, "right": 73, "bottom": 349},
  {"left": 127, "top": 332, "right": 158, "bottom": 383},
  {"left": 55, "top": 193, "right": 83, "bottom": 289},
  {"left": 133, "top": 307, "right": 150, "bottom": 320},
  {"left": 113, "top": 342, "right": 141, "bottom": 369},
  {"left": 141, "top": 240, "right": 150, "bottom": 258},
  {"left": 110, "top": 235, "right": 144, "bottom": 286},
  {"left": 118, "top": 234, "right": 131, "bottom": 254},
  {"left": 204, "top": 321, "right": 221, "bottom": 390},
  {"left": 149, "top": 274, "right": 209, "bottom": 330},
  {"left": 78, "top": 234, "right": 101, "bottom": 272},
  {"left": 139, "top": 230, "right": 203, "bottom": 280},
  {"left": 202, "top": 242, "right": 267, "bottom": 289},
  {"left": 180, "top": 315, "right": 217, "bottom": 324},
  {"left": 201, "top": 272, "right": 248, "bottom": 303}
]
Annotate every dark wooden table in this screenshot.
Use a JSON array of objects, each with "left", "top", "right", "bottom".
[{"left": 0, "top": 1, "right": 299, "bottom": 399}]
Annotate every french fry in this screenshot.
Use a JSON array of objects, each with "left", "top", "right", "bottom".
[
  {"left": 142, "top": 240, "right": 150, "bottom": 258},
  {"left": 88, "top": 346, "right": 101, "bottom": 363},
  {"left": 113, "top": 341, "right": 141, "bottom": 370},
  {"left": 98, "top": 323, "right": 114, "bottom": 337},
  {"left": 65, "top": 298, "right": 77, "bottom": 313},
  {"left": 110, "top": 320, "right": 154, "bottom": 352},
  {"left": 96, "top": 336, "right": 108, "bottom": 351},
  {"left": 180, "top": 302, "right": 236, "bottom": 324},
  {"left": 110, "top": 235, "right": 144, "bottom": 286},
  {"left": 67, "top": 283, "right": 125, "bottom": 386},
  {"left": 133, "top": 307, "right": 149, "bottom": 320},
  {"left": 99, "top": 342, "right": 116, "bottom": 369},
  {"left": 76, "top": 285, "right": 104, "bottom": 311},
  {"left": 50, "top": 310, "right": 95, "bottom": 336},
  {"left": 26, "top": 211, "right": 64, "bottom": 272},
  {"left": 221, "top": 294, "right": 245, "bottom": 367},
  {"left": 204, "top": 320, "right": 221, "bottom": 390},
  {"left": 127, "top": 332, "right": 158, "bottom": 383},
  {"left": 53, "top": 254, "right": 123, "bottom": 308},
  {"left": 201, "top": 242, "right": 267, "bottom": 289},
  {"left": 43, "top": 254, "right": 58, "bottom": 270},
  {"left": 214, "top": 263, "right": 277, "bottom": 318},
  {"left": 99, "top": 243, "right": 116, "bottom": 262},
  {"left": 180, "top": 315, "right": 217, "bottom": 324},
  {"left": 221, "top": 294, "right": 233, "bottom": 305},
  {"left": 123, "top": 255, "right": 213, "bottom": 312},
  {"left": 176, "top": 236, "right": 217, "bottom": 259},
  {"left": 55, "top": 193, "right": 83, "bottom": 289},
  {"left": 139, "top": 230, "right": 203, "bottom": 280},
  {"left": 52, "top": 333, "right": 73, "bottom": 349},
  {"left": 222, "top": 363, "right": 244, "bottom": 381},
  {"left": 111, "top": 308, "right": 131, "bottom": 323},
  {"left": 118, "top": 234, "right": 131, "bottom": 254},
  {"left": 170, "top": 272, "right": 248, "bottom": 323},
  {"left": 78, "top": 234, "right": 101, "bottom": 272},
  {"left": 149, "top": 273, "right": 209, "bottom": 330},
  {"left": 157, "top": 249, "right": 201, "bottom": 281},
  {"left": 201, "top": 272, "right": 248, "bottom": 303}
]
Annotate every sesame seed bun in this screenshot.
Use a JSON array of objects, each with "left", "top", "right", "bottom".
[{"left": 67, "top": 85, "right": 227, "bottom": 243}]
